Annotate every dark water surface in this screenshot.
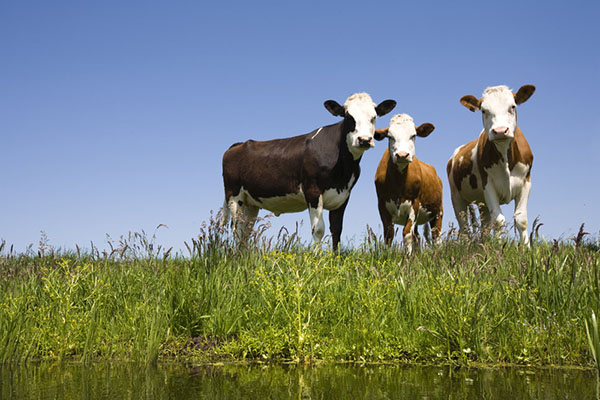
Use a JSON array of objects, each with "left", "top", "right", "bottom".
[{"left": 0, "top": 362, "right": 597, "bottom": 399}]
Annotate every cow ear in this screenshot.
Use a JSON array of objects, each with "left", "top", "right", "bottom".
[
  {"left": 416, "top": 123, "right": 435, "bottom": 138},
  {"left": 374, "top": 128, "right": 388, "bottom": 141},
  {"left": 460, "top": 95, "right": 481, "bottom": 112},
  {"left": 324, "top": 100, "right": 345, "bottom": 117},
  {"left": 375, "top": 100, "right": 396, "bottom": 116},
  {"left": 514, "top": 85, "right": 536, "bottom": 105}
]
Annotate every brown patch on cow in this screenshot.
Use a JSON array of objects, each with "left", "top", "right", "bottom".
[
  {"left": 508, "top": 126, "right": 533, "bottom": 174},
  {"left": 418, "top": 161, "right": 443, "bottom": 219},
  {"left": 469, "top": 174, "right": 478, "bottom": 189},
  {"left": 447, "top": 140, "right": 476, "bottom": 191}
]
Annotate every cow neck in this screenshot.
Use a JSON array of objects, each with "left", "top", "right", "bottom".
[
  {"left": 386, "top": 151, "right": 411, "bottom": 183},
  {"left": 479, "top": 131, "right": 512, "bottom": 168},
  {"left": 487, "top": 128, "right": 531, "bottom": 172}
]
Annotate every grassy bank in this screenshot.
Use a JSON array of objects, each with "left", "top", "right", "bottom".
[{"left": 1, "top": 226, "right": 599, "bottom": 367}]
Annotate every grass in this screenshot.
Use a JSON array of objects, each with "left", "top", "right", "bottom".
[{"left": 0, "top": 217, "right": 599, "bottom": 369}]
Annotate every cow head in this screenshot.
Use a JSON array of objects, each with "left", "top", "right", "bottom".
[
  {"left": 460, "top": 85, "right": 535, "bottom": 142},
  {"left": 374, "top": 114, "right": 435, "bottom": 169},
  {"left": 324, "top": 93, "right": 396, "bottom": 160}
]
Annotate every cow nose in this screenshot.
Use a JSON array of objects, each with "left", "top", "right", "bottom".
[
  {"left": 395, "top": 152, "right": 410, "bottom": 162},
  {"left": 357, "top": 136, "right": 373, "bottom": 147},
  {"left": 492, "top": 127, "right": 509, "bottom": 136}
]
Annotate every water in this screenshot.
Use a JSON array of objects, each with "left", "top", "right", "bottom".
[{"left": 0, "top": 362, "right": 597, "bottom": 399}]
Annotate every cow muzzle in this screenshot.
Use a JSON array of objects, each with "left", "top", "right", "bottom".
[
  {"left": 395, "top": 151, "right": 411, "bottom": 164},
  {"left": 491, "top": 126, "right": 510, "bottom": 140},
  {"left": 357, "top": 136, "right": 374, "bottom": 148}
]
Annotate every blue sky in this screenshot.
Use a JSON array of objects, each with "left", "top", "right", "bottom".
[{"left": 1, "top": 1, "right": 599, "bottom": 252}]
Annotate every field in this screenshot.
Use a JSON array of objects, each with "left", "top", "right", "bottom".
[{"left": 1, "top": 216, "right": 599, "bottom": 368}]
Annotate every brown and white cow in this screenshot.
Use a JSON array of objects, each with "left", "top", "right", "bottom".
[
  {"left": 447, "top": 84, "right": 535, "bottom": 245},
  {"left": 374, "top": 114, "right": 443, "bottom": 254},
  {"left": 222, "top": 93, "right": 396, "bottom": 250}
]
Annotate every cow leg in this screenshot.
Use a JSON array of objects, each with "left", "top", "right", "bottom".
[
  {"left": 514, "top": 179, "right": 531, "bottom": 247},
  {"left": 378, "top": 200, "right": 394, "bottom": 244},
  {"left": 429, "top": 210, "right": 443, "bottom": 246},
  {"left": 329, "top": 199, "right": 349, "bottom": 252},
  {"left": 226, "top": 191, "right": 259, "bottom": 245},
  {"left": 423, "top": 222, "right": 431, "bottom": 244},
  {"left": 306, "top": 192, "right": 325, "bottom": 247},
  {"left": 226, "top": 193, "right": 244, "bottom": 241},
  {"left": 403, "top": 202, "right": 418, "bottom": 254},
  {"left": 483, "top": 186, "right": 505, "bottom": 235},
  {"left": 478, "top": 203, "right": 492, "bottom": 235},
  {"left": 240, "top": 204, "right": 259, "bottom": 243},
  {"left": 450, "top": 190, "right": 469, "bottom": 236}
]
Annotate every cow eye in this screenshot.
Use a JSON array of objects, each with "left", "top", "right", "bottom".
[
  {"left": 370, "top": 117, "right": 376, "bottom": 124},
  {"left": 510, "top": 105, "right": 516, "bottom": 112}
]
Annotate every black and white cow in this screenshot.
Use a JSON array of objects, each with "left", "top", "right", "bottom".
[{"left": 222, "top": 93, "right": 396, "bottom": 250}]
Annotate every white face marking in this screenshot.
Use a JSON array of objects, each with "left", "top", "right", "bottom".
[
  {"left": 479, "top": 85, "right": 517, "bottom": 142},
  {"left": 344, "top": 93, "right": 378, "bottom": 160},
  {"left": 385, "top": 114, "right": 417, "bottom": 167}
]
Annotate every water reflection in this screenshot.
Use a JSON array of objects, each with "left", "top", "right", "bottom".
[{"left": 1, "top": 362, "right": 597, "bottom": 399}]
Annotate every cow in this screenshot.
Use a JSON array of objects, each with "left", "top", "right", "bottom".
[
  {"left": 446, "top": 84, "right": 535, "bottom": 245},
  {"left": 374, "top": 114, "right": 442, "bottom": 254},
  {"left": 222, "top": 93, "right": 396, "bottom": 250}
]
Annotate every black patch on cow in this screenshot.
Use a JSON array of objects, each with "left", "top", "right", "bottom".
[
  {"left": 343, "top": 113, "right": 355, "bottom": 134},
  {"left": 469, "top": 174, "right": 477, "bottom": 189}
]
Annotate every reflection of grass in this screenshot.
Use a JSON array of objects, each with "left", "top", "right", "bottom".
[
  {"left": 585, "top": 311, "right": 600, "bottom": 371},
  {"left": 0, "top": 219, "right": 599, "bottom": 367}
]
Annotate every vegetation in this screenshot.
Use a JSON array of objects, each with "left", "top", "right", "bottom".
[{"left": 0, "top": 216, "right": 599, "bottom": 368}]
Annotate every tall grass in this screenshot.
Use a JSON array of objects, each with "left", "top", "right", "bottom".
[
  {"left": 585, "top": 311, "right": 600, "bottom": 371},
  {"left": 0, "top": 220, "right": 599, "bottom": 368}
]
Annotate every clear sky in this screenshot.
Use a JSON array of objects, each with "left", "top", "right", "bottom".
[{"left": 1, "top": 1, "right": 599, "bottom": 253}]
